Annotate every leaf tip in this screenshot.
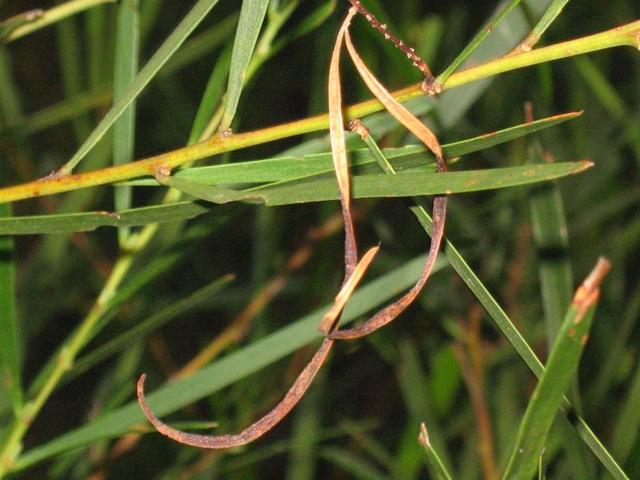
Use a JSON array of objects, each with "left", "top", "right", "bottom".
[
  {"left": 573, "top": 160, "right": 594, "bottom": 173},
  {"left": 572, "top": 257, "right": 611, "bottom": 316},
  {"left": 418, "top": 422, "right": 431, "bottom": 447}
]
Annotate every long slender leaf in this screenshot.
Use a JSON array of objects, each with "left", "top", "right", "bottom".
[
  {"left": 72, "top": 274, "right": 234, "bottom": 379},
  {"left": 113, "top": 0, "right": 140, "bottom": 244},
  {"left": 0, "top": 202, "right": 21, "bottom": 413},
  {"left": 220, "top": 0, "right": 270, "bottom": 131},
  {"left": 502, "top": 259, "right": 610, "bottom": 479},
  {"left": 123, "top": 111, "right": 580, "bottom": 186},
  {"left": 188, "top": 41, "right": 233, "bottom": 144},
  {"left": 0, "top": 44, "right": 24, "bottom": 415},
  {"left": 252, "top": 162, "right": 592, "bottom": 206},
  {"left": 418, "top": 423, "right": 453, "bottom": 480},
  {"left": 0, "top": 161, "right": 589, "bottom": 235},
  {"left": 156, "top": 161, "right": 591, "bottom": 207},
  {"left": 407, "top": 203, "right": 628, "bottom": 479},
  {"left": 60, "top": 0, "right": 222, "bottom": 174},
  {"left": 0, "top": 202, "right": 210, "bottom": 235},
  {"left": 13, "top": 255, "right": 446, "bottom": 470},
  {"left": 611, "top": 362, "right": 640, "bottom": 463},
  {"left": 517, "top": 0, "right": 571, "bottom": 51}
]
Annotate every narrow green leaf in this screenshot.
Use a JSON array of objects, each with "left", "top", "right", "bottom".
[
  {"left": 0, "top": 202, "right": 210, "bottom": 235},
  {"left": 220, "top": 0, "right": 270, "bottom": 131},
  {"left": 253, "top": 162, "right": 592, "bottom": 206},
  {"left": 611, "top": 362, "right": 640, "bottom": 463},
  {"left": 518, "top": 0, "right": 571, "bottom": 51},
  {"left": 407, "top": 198, "right": 627, "bottom": 479},
  {"left": 502, "top": 259, "right": 610, "bottom": 480},
  {"left": 139, "top": 161, "right": 591, "bottom": 208},
  {"left": 529, "top": 152, "right": 573, "bottom": 346},
  {"left": 113, "top": 0, "right": 140, "bottom": 244},
  {"left": 396, "top": 340, "right": 453, "bottom": 476},
  {"left": 72, "top": 275, "right": 234, "bottom": 379},
  {"left": 188, "top": 41, "right": 233, "bottom": 144},
  {"left": 124, "top": 111, "right": 581, "bottom": 187},
  {"left": 418, "top": 423, "right": 453, "bottom": 480},
  {"left": 0, "top": 202, "right": 22, "bottom": 413},
  {"left": 60, "top": 0, "right": 222, "bottom": 174},
  {"left": 13, "top": 255, "right": 445, "bottom": 471}
]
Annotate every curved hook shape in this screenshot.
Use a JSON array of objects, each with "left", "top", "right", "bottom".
[
  {"left": 328, "top": 27, "right": 449, "bottom": 340},
  {"left": 137, "top": 338, "right": 334, "bottom": 448},
  {"left": 329, "top": 197, "right": 447, "bottom": 340}
]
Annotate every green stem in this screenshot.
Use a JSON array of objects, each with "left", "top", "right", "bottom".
[
  {"left": 0, "top": 19, "right": 637, "bottom": 205},
  {"left": 0, "top": 251, "right": 132, "bottom": 476},
  {"left": 3, "top": 0, "right": 116, "bottom": 43}
]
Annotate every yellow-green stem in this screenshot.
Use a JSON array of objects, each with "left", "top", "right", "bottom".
[{"left": 0, "top": 20, "right": 637, "bottom": 205}]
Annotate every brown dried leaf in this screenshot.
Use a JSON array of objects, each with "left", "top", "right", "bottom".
[
  {"left": 318, "top": 245, "right": 380, "bottom": 334},
  {"left": 329, "top": 7, "right": 359, "bottom": 278},
  {"left": 344, "top": 29, "right": 444, "bottom": 163},
  {"left": 137, "top": 338, "right": 334, "bottom": 448},
  {"left": 329, "top": 26, "right": 449, "bottom": 340}
]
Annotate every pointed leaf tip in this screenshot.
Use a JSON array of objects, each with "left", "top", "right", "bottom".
[{"left": 573, "top": 160, "right": 594, "bottom": 173}]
